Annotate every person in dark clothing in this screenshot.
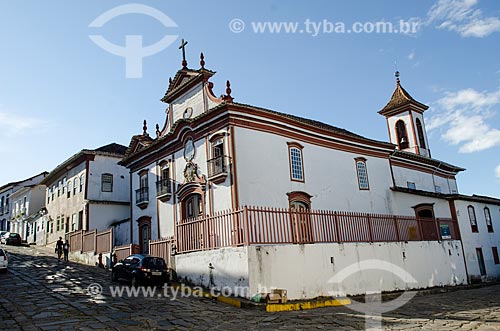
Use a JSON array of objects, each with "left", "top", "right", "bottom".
[
  {"left": 55, "top": 237, "right": 63, "bottom": 261},
  {"left": 63, "top": 240, "right": 70, "bottom": 262}
]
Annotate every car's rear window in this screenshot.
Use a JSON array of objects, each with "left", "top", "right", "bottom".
[
  {"left": 9, "top": 233, "right": 18, "bottom": 237},
  {"left": 143, "top": 257, "right": 166, "bottom": 269}
]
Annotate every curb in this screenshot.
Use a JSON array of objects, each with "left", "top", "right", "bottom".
[
  {"left": 266, "top": 298, "right": 351, "bottom": 312},
  {"left": 170, "top": 283, "right": 351, "bottom": 311}
]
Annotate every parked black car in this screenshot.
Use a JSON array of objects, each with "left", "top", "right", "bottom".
[
  {"left": 5, "top": 233, "right": 22, "bottom": 246},
  {"left": 111, "top": 254, "right": 169, "bottom": 286}
]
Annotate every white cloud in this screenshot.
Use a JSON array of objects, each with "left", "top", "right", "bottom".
[
  {"left": 0, "top": 111, "right": 46, "bottom": 138},
  {"left": 496, "top": 165, "right": 500, "bottom": 179},
  {"left": 428, "top": 86, "right": 500, "bottom": 153},
  {"left": 408, "top": 51, "right": 415, "bottom": 60},
  {"left": 426, "top": 0, "right": 500, "bottom": 37}
]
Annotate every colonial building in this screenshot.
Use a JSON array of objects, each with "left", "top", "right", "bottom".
[
  {"left": 9, "top": 184, "right": 46, "bottom": 242},
  {"left": 40, "top": 143, "right": 131, "bottom": 245},
  {"left": 120, "top": 46, "right": 499, "bottom": 299},
  {"left": 0, "top": 172, "right": 48, "bottom": 234}
]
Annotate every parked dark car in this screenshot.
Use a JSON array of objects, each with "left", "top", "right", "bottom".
[
  {"left": 5, "top": 233, "right": 22, "bottom": 246},
  {"left": 111, "top": 254, "right": 169, "bottom": 286}
]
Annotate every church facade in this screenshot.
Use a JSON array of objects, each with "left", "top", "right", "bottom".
[{"left": 121, "top": 47, "right": 500, "bottom": 299}]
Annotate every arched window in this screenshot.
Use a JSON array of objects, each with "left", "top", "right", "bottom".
[
  {"left": 416, "top": 118, "right": 426, "bottom": 149},
  {"left": 183, "top": 193, "right": 203, "bottom": 219},
  {"left": 468, "top": 205, "right": 478, "bottom": 233},
  {"left": 287, "top": 142, "right": 304, "bottom": 182},
  {"left": 484, "top": 207, "right": 493, "bottom": 232},
  {"left": 355, "top": 158, "right": 369, "bottom": 190},
  {"left": 395, "top": 120, "right": 409, "bottom": 150}
]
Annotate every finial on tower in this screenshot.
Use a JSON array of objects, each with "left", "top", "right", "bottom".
[
  {"left": 156, "top": 123, "right": 160, "bottom": 137},
  {"left": 221, "top": 80, "right": 234, "bottom": 103},
  {"left": 143, "top": 120, "right": 148, "bottom": 136},
  {"left": 200, "top": 52, "right": 205, "bottom": 69},
  {"left": 169, "top": 77, "right": 172, "bottom": 85},
  {"left": 179, "top": 38, "right": 188, "bottom": 68},
  {"left": 395, "top": 70, "right": 400, "bottom": 85}
]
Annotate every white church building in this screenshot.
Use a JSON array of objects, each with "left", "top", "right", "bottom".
[{"left": 120, "top": 46, "right": 500, "bottom": 299}]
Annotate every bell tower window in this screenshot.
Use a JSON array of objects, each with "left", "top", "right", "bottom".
[
  {"left": 395, "top": 120, "right": 409, "bottom": 150},
  {"left": 416, "top": 118, "right": 426, "bottom": 149}
]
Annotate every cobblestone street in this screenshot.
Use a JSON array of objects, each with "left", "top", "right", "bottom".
[{"left": 0, "top": 245, "right": 499, "bottom": 330}]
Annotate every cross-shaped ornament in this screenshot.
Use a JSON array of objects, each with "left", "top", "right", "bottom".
[{"left": 179, "top": 38, "right": 188, "bottom": 68}]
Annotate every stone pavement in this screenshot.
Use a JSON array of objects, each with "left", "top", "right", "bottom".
[{"left": 0, "top": 244, "right": 499, "bottom": 330}]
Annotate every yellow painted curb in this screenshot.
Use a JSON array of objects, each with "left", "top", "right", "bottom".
[
  {"left": 216, "top": 295, "right": 242, "bottom": 308},
  {"left": 266, "top": 298, "right": 351, "bottom": 312}
]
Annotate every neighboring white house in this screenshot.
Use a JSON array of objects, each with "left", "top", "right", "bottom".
[
  {"left": 9, "top": 184, "right": 46, "bottom": 242},
  {"left": 120, "top": 51, "right": 498, "bottom": 299},
  {"left": 0, "top": 172, "right": 48, "bottom": 234},
  {"left": 451, "top": 195, "right": 500, "bottom": 281},
  {"left": 40, "top": 143, "right": 131, "bottom": 246}
]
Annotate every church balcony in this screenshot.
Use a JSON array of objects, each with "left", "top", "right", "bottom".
[
  {"left": 135, "top": 187, "right": 149, "bottom": 209},
  {"left": 207, "top": 156, "right": 230, "bottom": 184},
  {"left": 156, "top": 178, "right": 172, "bottom": 202}
]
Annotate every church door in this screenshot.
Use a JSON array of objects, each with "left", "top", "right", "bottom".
[{"left": 290, "top": 201, "right": 313, "bottom": 243}]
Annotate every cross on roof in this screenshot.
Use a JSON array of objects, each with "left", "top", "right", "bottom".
[{"left": 179, "top": 38, "right": 188, "bottom": 68}]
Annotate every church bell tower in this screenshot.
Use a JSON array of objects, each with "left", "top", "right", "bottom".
[{"left": 379, "top": 71, "right": 431, "bottom": 157}]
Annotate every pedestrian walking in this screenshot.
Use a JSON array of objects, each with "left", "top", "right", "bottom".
[
  {"left": 63, "top": 240, "right": 70, "bottom": 262},
  {"left": 55, "top": 237, "right": 63, "bottom": 261}
]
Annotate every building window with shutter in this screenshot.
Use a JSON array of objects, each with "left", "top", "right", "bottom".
[{"left": 101, "top": 174, "right": 113, "bottom": 192}]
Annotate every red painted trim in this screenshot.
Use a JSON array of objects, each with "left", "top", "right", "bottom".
[
  {"left": 156, "top": 159, "right": 160, "bottom": 239},
  {"left": 229, "top": 126, "right": 240, "bottom": 209},
  {"left": 408, "top": 111, "right": 419, "bottom": 155},
  {"left": 204, "top": 82, "right": 224, "bottom": 104},
  {"left": 288, "top": 143, "right": 305, "bottom": 183},
  {"left": 171, "top": 156, "right": 177, "bottom": 241},
  {"left": 287, "top": 191, "right": 312, "bottom": 208},
  {"left": 386, "top": 117, "right": 393, "bottom": 144},
  {"left": 233, "top": 117, "right": 390, "bottom": 159}
]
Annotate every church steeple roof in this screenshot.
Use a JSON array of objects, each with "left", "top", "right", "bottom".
[{"left": 378, "top": 71, "right": 429, "bottom": 116}]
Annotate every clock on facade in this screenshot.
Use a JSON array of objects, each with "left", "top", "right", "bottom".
[
  {"left": 184, "top": 138, "right": 195, "bottom": 161},
  {"left": 183, "top": 107, "right": 193, "bottom": 119}
]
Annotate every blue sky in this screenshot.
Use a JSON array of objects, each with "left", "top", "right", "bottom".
[{"left": 0, "top": 0, "right": 499, "bottom": 198}]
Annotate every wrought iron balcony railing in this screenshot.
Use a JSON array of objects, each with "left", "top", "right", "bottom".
[
  {"left": 156, "top": 178, "right": 172, "bottom": 197},
  {"left": 207, "top": 156, "right": 229, "bottom": 180},
  {"left": 135, "top": 187, "right": 149, "bottom": 205}
]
